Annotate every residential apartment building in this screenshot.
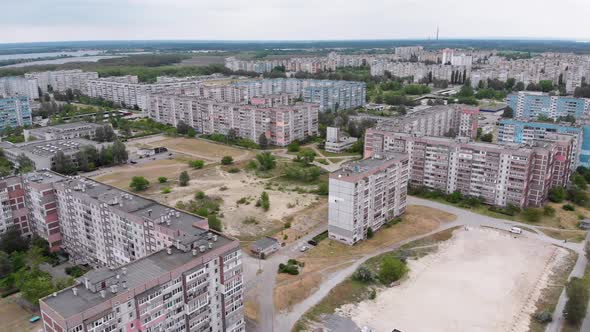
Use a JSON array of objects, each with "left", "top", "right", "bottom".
[
  {"left": 24, "top": 121, "right": 104, "bottom": 141},
  {"left": 0, "top": 170, "right": 244, "bottom": 331},
  {"left": 0, "top": 96, "right": 33, "bottom": 130},
  {"left": 85, "top": 76, "right": 201, "bottom": 110},
  {"left": 328, "top": 154, "right": 409, "bottom": 245},
  {"left": 0, "top": 76, "right": 39, "bottom": 100},
  {"left": 364, "top": 131, "right": 575, "bottom": 207},
  {"left": 375, "top": 105, "right": 479, "bottom": 139},
  {"left": 498, "top": 119, "right": 588, "bottom": 168},
  {"left": 507, "top": 92, "right": 590, "bottom": 120},
  {"left": 25, "top": 69, "right": 99, "bottom": 93},
  {"left": 325, "top": 127, "right": 358, "bottom": 153},
  {"left": 146, "top": 94, "right": 319, "bottom": 146}
]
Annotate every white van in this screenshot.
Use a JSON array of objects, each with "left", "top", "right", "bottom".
[{"left": 510, "top": 226, "right": 523, "bottom": 234}]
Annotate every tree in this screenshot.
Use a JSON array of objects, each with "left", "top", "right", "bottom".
[
  {"left": 52, "top": 151, "right": 75, "bottom": 175},
  {"left": 502, "top": 106, "right": 514, "bottom": 118},
  {"left": 378, "top": 257, "right": 407, "bottom": 284},
  {"left": 129, "top": 176, "right": 149, "bottom": 191},
  {"left": 226, "top": 129, "right": 237, "bottom": 142},
  {"left": 221, "top": 156, "right": 234, "bottom": 165},
  {"left": 0, "top": 251, "right": 12, "bottom": 278},
  {"left": 514, "top": 82, "right": 525, "bottom": 91},
  {"left": 158, "top": 176, "right": 168, "bottom": 183},
  {"left": 258, "top": 133, "right": 269, "bottom": 149},
  {"left": 111, "top": 140, "right": 128, "bottom": 165},
  {"left": 176, "top": 120, "right": 190, "bottom": 135},
  {"left": 539, "top": 80, "right": 554, "bottom": 93},
  {"left": 548, "top": 187, "right": 566, "bottom": 203},
  {"left": 16, "top": 154, "right": 34, "bottom": 173},
  {"left": 366, "top": 227, "right": 374, "bottom": 239},
  {"left": 571, "top": 173, "right": 587, "bottom": 190},
  {"left": 480, "top": 133, "right": 493, "bottom": 142},
  {"left": 0, "top": 228, "right": 29, "bottom": 254},
  {"left": 287, "top": 141, "right": 300, "bottom": 153},
  {"left": 208, "top": 214, "right": 223, "bottom": 232},
  {"left": 296, "top": 149, "right": 316, "bottom": 166},
  {"left": 564, "top": 277, "right": 589, "bottom": 324},
  {"left": 255, "top": 152, "right": 276, "bottom": 171},
  {"left": 258, "top": 191, "right": 270, "bottom": 211},
  {"left": 179, "top": 171, "right": 190, "bottom": 186}
]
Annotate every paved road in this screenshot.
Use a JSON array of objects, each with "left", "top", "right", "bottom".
[{"left": 245, "top": 196, "right": 588, "bottom": 332}]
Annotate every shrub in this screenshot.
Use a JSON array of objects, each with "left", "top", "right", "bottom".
[
  {"left": 236, "top": 197, "right": 248, "bottom": 205},
  {"left": 446, "top": 191, "right": 462, "bottom": 204},
  {"left": 378, "top": 256, "right": 407, "bottom": 285},
  {"left": 228, "top": 167, "right": 240, "bottom": 173},
  {"left": 255, "top": 152, "right": 276, "bottom": 171},
  {"left": 548, "top": 186, "right": 566, "bottom": 203},
  {"left": 533, "top": 310, "right": 553, "bottom": 324},
  {"left": 352, "top": 266, "right": 375, "bottom": 283},
  {"left": 522, "top": 208, "right": 542, "bottom": 222},
  {"left": 221, "top": 156, "right": 234, "bottom": 165},
  {"left": 189, "top": 159, "right": 205, "bottom": 169},
  {"left": 179, "top": 171, "right": 190, "bottom": 186},
  {"left": 259, "top": 191, "right": 270, "bottom": 211},
  {"left": 284, "top": 221, "right": 291, "bottom": 229},
  {"left": 563, "top": 204, "right": 576, "bottom": 211},
  {"left": 316, "top": 182, "right": 329, "bottom": 195},
  {"left": 543, "top": 206, "right": 556, "bottom": 217},
  {"left": 278, "top": 263, "right": 299, "bottom": 275},
  {"left": 129, "top": 176, "right": 149, "bottom": 191},
  {"left": 368, "top": 288, "right": 377, "bottom": 300},
  {"left": 161, "top": 187, "right": 171, "bottom": 194},
  {"left": 158, "top": 176, "right": 167, "bottom": 183},
  {"left": 287, "top": 141, "right": 300, "bottom": 152},
  {"left": 564, "top": 277, "right": 589, "bottom": 324},
  {"left": 207, "top": 214, "right": 223, "bottom": 232},
  {"left": 366, "top": 227, "right": 374, "bottom": 239},
  {"left": 246, "top": 160, "right": 258, "bottom": 170},
  {"left": 194, "top": 191, "right": 205, "bottom": 199}
]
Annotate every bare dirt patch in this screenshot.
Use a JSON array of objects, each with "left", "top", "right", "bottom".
[
  {"left": 0, "top": 295, "right": 39, "bottom": 332},
  {"left": 273, "top": 205, "right": 455, "bottom": 313},
  {"left": 338, "top": 227, "right": 570, "bottom": 332}
]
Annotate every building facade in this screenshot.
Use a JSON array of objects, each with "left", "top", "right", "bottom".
[
  {"left": 146, "top": 94, "right": 319, "bottom": 146},
  {"left": 0, "top": 77, "right": 39, "bottom": 100},
  {"left": 24, "top": 122, "right": 104, "bottom": 141},
  {"left": 25, "top": 70, "right": 99, "bottom": 94},
  {"left": 507, "top": 92, "right": 590, "bottom": 120},
  {"left": 328, "top": 154, "right": 409, "bottom": 245},
  {"left": 364, "top": 131, "right": 575, "bottom": 208},
  {"left": 0, "top": 96, "right": 33, "bottom": 130}
]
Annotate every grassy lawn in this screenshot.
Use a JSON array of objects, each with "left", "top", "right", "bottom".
[
  {"left": 316, "top": 148, "right": 361, "bottom": 158},
  {"left": 539, "top": 229, "right": 588, "bottom": 243}
]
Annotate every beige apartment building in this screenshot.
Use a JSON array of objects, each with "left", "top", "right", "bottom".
[
  {"left": 364, "top": 130, "right": 575, "bottom": 208},
  {"left": 25, "top": 69, "right": 99, "bottom": 93}
]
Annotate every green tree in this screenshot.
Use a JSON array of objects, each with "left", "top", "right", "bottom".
[
  {"left": 52, "top": 151, "right": 75, "bottom": 175},
  {"left": 378, "top": 256, "right": 407, "bottom": 284},
  {"left": 111, "top": 140, "right": 128, "bottom": 165},
  {"left": 366, "top": 227, "right": 374, "bottom": 239},
  {"left": 129, "top": 176, "right": 149, "bottom": 191},
  {"left": 189, "top": 160, "right": 205, "bottom": 169},
  {"left": 16, "top": 154, "right": 34, "bottom": 173},
  {"left": 258, "top": 133, "right": 269, "bottom": 149},
  {"left": 0, "top": 228, "right": 29, "bottom": 253},
  {"left": 572, "top": 173, "right": 588, "bottom": 190},
  {"left": 179, "top": 171, "right": 190, "bottom": 186},
  {"left": 158, "top": 176, "right": 167, "bottom": 183},
  {"left": 296, "top": 149, "right": 316, "bottom": 166},
  {"left": 564, "top": 277, "right": 589, "bottom": 324},
  {"left": 502, "top": 106, "right": 514, "bottom": 118},
  {"left": 480, "top": 133, "right": 493, "bottom": 142},
  {"left": 548, "top": 187, "right": 566, "bottom": 203},
  {"left": 221, "top": 156, "right": 234, "bottom": 165},
  {"left": 208, "top": 214, "right": 223, "bottom": 232},
  {"left": 259, "top": 191, "right": 270, "bottom": 211},
  {"left": 255, "top": 152, "right": 276, "bottom": 171},
  {"left": 287, "top": 141, "right": 300, "bottom": 153}
]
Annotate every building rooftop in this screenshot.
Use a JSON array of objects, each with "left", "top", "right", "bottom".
[
  {"left": 7, "top": 138, "right": 97, "bottom": 157},
  {"left": 26, "top": 122, "right": 102, "bottom": 135},
  {"left": 41, "top": 239, "right": 234, "bottom": 319},
  {"left": 331, "top": 153, "right": 408, "bottom": 180}
]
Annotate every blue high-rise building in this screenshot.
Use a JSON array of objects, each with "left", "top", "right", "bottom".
[
  {"left": 507, "top": 92, "right": 590, "bottom": 120},
  {"left": 498, "top": 118, "right": 590, "bottom": 167},
  {"left": 0, "top": 96, "right": 32, "bottom": 130}
]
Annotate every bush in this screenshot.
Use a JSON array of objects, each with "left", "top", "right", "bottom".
[
  {"left": 221, "top": 156, "right": 234, "bottom": 165},
  {"left": 236, "top": 197, "right": 248, "bottom": 205},
  {"left": 522, "top": 208, "right": 542, "bottom": 222},
  {"left": 533, "top": 310, "right": 553, "bottom": 324},
  {"left": 352, "top": 266, "right": 375, "bottom": 283},
  {"left": 179, "top": 171, "right": 190, "bottom": 186},
  {"left": 316, "top": 182, "right": 329, "bottom": 195},
  {"left": 195, "top": 191, "right": 206, "bottom": 200},
  {"left": 543, "top": 206, "right": 556, "bottom": 217},
  {"left": 258, "top": 191, "right": 270, "bottom": 211},
  {"left": 189, "top": 159, "right": 205, "bottom": 169},
  {"left": 278, "top": 263, "right": 299, "bottom": 275},
  {"left": 564, "top": 277, "right": 589, "bottom": 324},
  {"left": 129, "top": 176, "right": 149, "bottom": 191},
  {"left": 161, "top": 187, "right": 171, "bottom": 194},
  {"left": 378, "top": 256, "right": 407, "bottom": 285},
  {"left": 368, "top": 288, "right": 377, "bottom": 300},
  {"left": 287, "top": 141, "right": 300, "bottom": 152},
  {"left": 255, "top": 152, "right": 276, "bottom": 171},
  {"left": 366, "top": 227, "right": 374, "bottom": 239},
  {"left": 548, "top": 186, "right": 566, "bottom": 203},
  {"left": 563, "top": 204, "right": 576, "bottom": 211},
  {"left": 446, "top": 191, "right": 462, "bottom": 204},
  {"left": 207, "top": 214, "right": 222, "bottom": 232},
  {"left": 158, "top": 176, "right": 167, "bottom": 183},
  {"left": 227, "top": 167, "right": 240, "bottom": 173}
]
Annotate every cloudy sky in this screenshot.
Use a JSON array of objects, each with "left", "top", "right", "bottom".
[{"left": 1, "top": 0, "right": 589, "bottom": 43}]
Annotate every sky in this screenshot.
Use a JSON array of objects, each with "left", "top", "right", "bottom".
[{"left": 1, "top": 0, "right": 589, "bottom": 43}]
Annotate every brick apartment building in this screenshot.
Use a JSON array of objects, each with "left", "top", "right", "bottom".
[
  {"left": 328, "top": 154, "right": 409, "bottom": 245},
  {"left": 364, "top": 130, "right": 576, "bottom": 208}
]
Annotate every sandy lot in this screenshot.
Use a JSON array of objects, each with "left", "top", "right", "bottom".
[
  {"left": 338, "top": 227, "right": 569, "bottom": 332},
  {"left": 0, "top": 295, "right": 39, "bottom": 332},
  {"left": 128, "top": 135, "right": 256, "bottom": 162}
]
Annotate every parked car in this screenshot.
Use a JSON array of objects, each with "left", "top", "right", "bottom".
[
  {"left": 29, "top": 316, "right": 40, "bottom": 323},
  {"left": 130, "top": 160, "right": 137, "bottom": 164},
  {"left": 300, "top": 245, "right": 309, "bottom": 252},
  {"left": 509, "top": 226, "right": 522, "bottom": 234},
  {"left": 307, "top": 239, "right": 318, "bottom": 246}
]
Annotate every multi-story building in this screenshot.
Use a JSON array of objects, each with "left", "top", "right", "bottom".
[
  {"left": 146, "top": 94, "right": 319, "bottom": 146},
  {"left": 328, "top": 154, "right": 409, "bottom": 245},
  {"left": 0, "top": 175, "right": 31, "bottom": 236},
  {"left": 507, "top": 92, "right": 590, "bottom": 120},
  {"left": 24, "top": 122, "right": 104, "bottom": 141},
  {"left": 25, "top": 70, "right": 99, "bottom": 94},
  {"left": 0, "top": 76, "right": 39, "bottom": 100},
  {"left": 325, "top": 127, "right": 358, "bottom": 153},
  {"left": 2, "top": 138, "right": 109, "bottom": 170},
  {"left": 0, "top": 96, "right": 32, "bottom": 130},
  {"left": 364, "top": 131, "right": 575, "bottom": 207},
  {"left": 85, "top": 76, "right": 201, "bottom": 110},
  {"left": 374, "top": 105, "right": 479, "bottom": 139},
  {"left": 498, "top": 119, "right": 589, "bottom": 168}
]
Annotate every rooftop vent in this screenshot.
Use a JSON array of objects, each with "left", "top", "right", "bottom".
[
  {"left": 166, "top": 247, "right": 172, "bottom": 255},
  {"left": 192, "top": 248, "right": 198, "bottom": 256},
  {"left": 100, "top": 290, "right": 106, "bottom": 298},
  {"left": 72, "top": 287, "right": 78, "bottom": 296},
  {"left": 199, "top": 245, "right": 206, "bottom": 253}
]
